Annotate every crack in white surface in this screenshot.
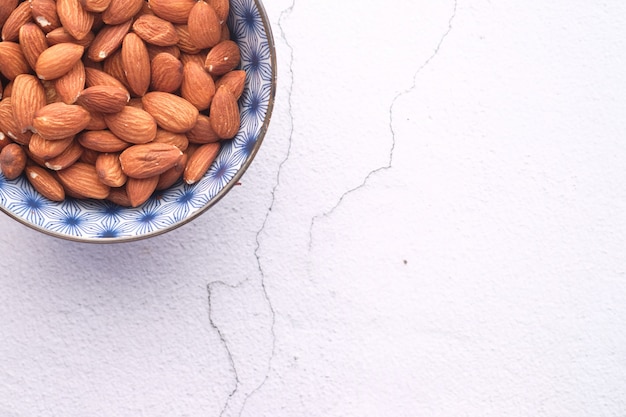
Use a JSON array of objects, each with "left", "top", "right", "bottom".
[
  {"left": 308, "top": 0, "right": 458, "bottom": 251},
  {"left": 206, "top": 1, "right": 296, "bottom": 415}
]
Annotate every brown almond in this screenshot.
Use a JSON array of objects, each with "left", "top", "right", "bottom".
[
  {"left": 80, "top": 0, "right": 112, "bottom": 13},
  {"left": 84, "top": 110, "right": 107, "bottom": 130},
  {"left": 32, "top": 102, "right": 91, "bottom": 140},
  {"left": 174, "top": 25, "right": 202, "bottom": 54},
  {"left": 215, "top": 70, "right": 246, "bottom": 100},
  {"left": 150, "top": 53, "right": 183, "bottom": 93},
  {"left": 0, "top": 98, "right": 32, "bottom": 145},
  {"left": 188, "top": 1, "right": 221, "bottom": 49},
  {"left": 77, "top": 85, "right": 130, "bottom": 113},
  {"left": 0, "top": 42, "right": 31, "bottom": 80},
  {"left": 186, "top": 114, "right": 220, "bottom": 144},
  {"left": 12, "top": 74, "right": 47, "bottom": 133},
  {"left": 219, "top": 21, "right": 230, "bottom": 42},
  {"left": 95, "top": 152, "right": 127, "bottom": 187},
  {"left": 54, "top": 59, "right": 85, "bottom": 104},
  {"left": 28, "top": 133, "right": 74, "bottom": 160},
  {"left": 78, "top": 129, "right": 131, "bottom": 152},
  {"left": 181, "top": 61, "right": 215, "bottom": 111},
  {"left": 43, "top": 139, "right": 83, "bottom": 170},
  {"left": 102, "top": 0, "right": 143, "bottom": 25},
  {"left": 121, "top": 33, "right": 150, "bottom": 96},
  {"left": 56, "top": 162, "right": 110, "bottom": 199},
  {"left": 119, "top": 142, "right": 183, "bottom": 178},
  {"left": 0, "top": 143, "right": 27, "bottom": 180},
  {"left": 0, "top": 1, "right": 17, "bottom": 29},
  {"left": 142, "top": 91, "right": 199, "bottom": 133},
  {"left": 2, "top": 1, "right": 33, "bottom": 42},
  {"left": 132, "top": 14, "right": 179, "bottom": 47},
  {"left": 102, "top": 49, "right": 129, "bottom": 89},
  {"left": 56, "top": 0, "right": 94, "bottom": 41},
  {"left": 106, "top": 186, "right": 132, "bottom": 206},
  {"left": 79, "top": 147, "right": 99, "bottom": 164},
  {"left": 205, "top": 40, "right": 241, "bottom": 76},
  {"left": 25, "top": 165, "right": 65, "bottom": 201},
  {"left": 210, "top": 86, "right": 240, "bottom": 139},
  {"left": 104, "top": 106, "right": 157, "bottom": 144},
  {"left": 156, "top": 152, "right": 187, "bottom": 190},
  {"left": 19, "top": 23, "right": 49, "bottom": 71},
  {"left": 84, "top": 67, "right": 128, "bottom": 92},
  {"left": 126, "top": 175, "right": 158, "bottom": 207},
  {"left": 148, "top": 0, "right": 196, "bottom": 25},
  {"left": 146, "top": 44, "right": 181, "bottom": 60},
  {"left": 153, "top": 129, "right": 189, "bottom": 151},
  {"left": 87, "top": 19, "right": 132, "bottom": 62},
  {"left": 35, "top": 43, "right": 84, "bottom": 80},
  {"left": 46, "top": 27, "right": 94, "bottom": 47},
  {"left": 0, "top": 132, "right": 12, "bottom": 150},
  {"left": 30, "top": 0, "right": 61, "bottom": 33},
  {"left": 3, "top": 80, "right": 11, "bottom": 98},
  {"left": 183, "top": 142, "right": 219, "bottom": 184},
  {"left": 208, "top": 0, "right": 229, "bottom": 23}
]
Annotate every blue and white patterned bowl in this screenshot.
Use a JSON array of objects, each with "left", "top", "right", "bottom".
[{"left": 0, "top": 0, "right": 276, "bottom": 243}]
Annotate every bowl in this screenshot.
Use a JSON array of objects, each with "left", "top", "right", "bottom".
[{"left": 0, "top": 0, "right": 276, "bottom": 243}]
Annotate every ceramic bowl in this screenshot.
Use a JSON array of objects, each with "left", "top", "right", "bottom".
[{"left": 0, "top": 0, "right": 276, "bottom": 243}]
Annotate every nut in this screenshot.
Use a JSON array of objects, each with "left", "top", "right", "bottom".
[
  {"left": 25, "top": 165, "right": 65, "bottom": 201},
  {"left": 119, "top": 142, "right": 183, "bottom": 179},
  {"left": 142, "top": 91, "right": 199, "bottom": 133},
  {"left": 0, "top": 143, "right": 27, "bottom": 180}
]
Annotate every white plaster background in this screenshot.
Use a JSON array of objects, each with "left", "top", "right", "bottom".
[{"left": 1, "top": 0, "right": 626, "bottom": 416}]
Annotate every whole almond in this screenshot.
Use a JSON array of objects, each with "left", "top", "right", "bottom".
[
  {"left": 35, "top": 43, "right": 84, "bottom": 80},
  {"left": 215, "top": 70, "right": 246, "bottom": 100},
  {"left": 104, "top": 106, "right": 157, "bottom": 144},
  {"left": 24, "top": 165, "right": 65, "bottom": 201},
  {"left": 46, "top": 27, "right": 94, "bottom": 47},
  {"left": 142, "top": 91, "right": 199, "bottom": 133},
  {"left": 32, "top": 102, "right": 91, "bottom": 140},
  {"left": 174, "top": 25, "right": 201, "bottom": 55},
  {"left": 180, "top": 52, "right": 206, "bottom": 67},
  {"left": 30, "top": 0, "right": 61, "bottom": 33},
  {"left": 210, "top": 86, "right": 240, "bottom": 139},
  {"left": 121, "top": 33, "right": 150, "bottom": 96},
  {"left": 78, "top": 129, "right": 131, "bottom": 152},
  {"left": 2, "top": 1, "right": 33, "bottom": 42},
  {"left": 181, "top": 61, "right": 215, "bottom": 111},
  {"left": 56, "top": 0, "right": 94, "bottom": 41},
  {"left": 95, "top": 152, "right": 127, "bottom": 187},
  {"left": 54, "top": 59, "right": 85, "bottom": 104},
  {"left": 84, "top": 110, "right": 107, "bottom": 130},
  {"left": 188, "top": 1, "right": 221, "bottom": 49},
  {"left": 148, "top": 0, "right": 196, "bottom": 25},
  {"left": 126, "top": 175, "right": 158, "bottom": 207},
  {"left": 84, "top": 67, "right": 128, "bottom": 92},
  {"left": 205, "top": 40, "right": 241, "bottom": 76},
  {"left": 0, "top": 42, "right": 31, "bottom": 80},
  {"left": 153, "top": 129, "right": 189, "bottom": 151},
  {"left": 102, "top": 49, "right": 129, "bottom": 89},
  {"left": 119, "top": 142, "right": 183, "bottom": 179},
  {"left": 106, "top": 186, "right": 131, "bottom": 206},
  {"left": 56, "top": 162, "right": 110, "bottom": 199},
  {"left": 87, "top": 19, "right": 132, "bottom": 62},
  {"left": 77, "top": 85, "right": 130, "bottom": 113},
  {"left": 0, "top": 143, "right": 27, "bottom": 180},
  {"left": 80, "top": 0, "right": 112, "bottom": 13},
  {"left": 43, "top": 139, "right": 83, "bottom": 170},
  {"left": 146, "top": 44, "right": 181, "bottom": 60},
  {"left": 0, "top": 1, "right": 17, "bottom": 29},
  {"left": 102, "top": 0, "right": 143, "bottom": 25},
  {"left": 19, "top": 23, "right": 49, "bottom": 70},
  {"left": 208, "top": 0, "right": 229, "bottom": 23},
  {"left": 186, "top": 114, "right": 220, "bottom": 144},
  {"left": 150, "top": 53, "right": 183, "bottom": 93},
  {"left": 79, "top": 147, "right": 99, "bottom": 164},
  {"left": 132, "top": 14, "right": 179, "bottom": 47},
  {"left": 12, "top": 74, "right": 47, "bottom": 133},
  {"left": 0, "top": 98, "right": 32, "bottom": 145},
  {"left": 183, "top": 142, "right": 219, "bottom": 184},
  {"left": 156, "top": 152, "right": 187, "bottom": 190},
  {"left": 28, "top": 133, "right": 74, "bottom": 160}
]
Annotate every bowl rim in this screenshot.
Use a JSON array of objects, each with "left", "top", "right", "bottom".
[{"left": 0, "top": 0, "right": 278, "bottom": 244}]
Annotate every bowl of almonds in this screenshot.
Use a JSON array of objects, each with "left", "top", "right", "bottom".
[{"left": 0, "top": 0, "right": 276, "bottom": 242}]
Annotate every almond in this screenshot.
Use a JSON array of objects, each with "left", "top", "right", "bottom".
[
  {"left": 32, "top": 102, "right": 91, "bottom": 140},
  {"left": 79, "top": 147, "right": 99, "bottom": 164},
  {"left": 104, "top": 106, "right": 157, "bottom": 144},
  {"left": 215, "top": 70, "right": 245, "bottom": 99},
  {"left": 80, "top": 0, "right": 112, "bottom": 13},
  {"left": 56, "top": 0, "right": 94, "bottom": 41},
  {"left": 121, "top": 32, "right": 150, "bottom": 96},
  {"left": 102, "top": 0, "right": 143, "bottom": 25},
  {"left": 77, "top": 129, "right": 131, "bottom": 152},
  {"left": 106, "top": 186, "right": 132, "bottom": 206},
  {"left": 205, "top": 40, "right": 241, "bottom": 76},
  {"left": 2, "top": 1, "right": 33, "bottom": 42},
  {"left": 126, "top": 175, "right": 158, "bottom": 207},
  {"left": 174, "top": 25, "right": 201, "bottom": 54},
  {"left": 46, "top": 27, "right": 94, "bottom": 47},
  {"left": 56, "top": 162, "right": 110, "bottom": 199},
  {"left": 35, "top": 42, "right": 84, "bottom": 80},
  {"left": 156, "top": 152, "right": 187, "bottom": 190},
  {"left": 208, "top": 0, "right": 229, "bottom": 24},
  {"left": 43, "top": 139, "right": 83, "bottom": 170},
  {"left": 84, "top": 67, "right": 128, "bottom": 92},
  {"left": 219, "top": 21, "right": 230, "bottom": 42},
  {"left": 0, "top": 41, "right": 31, "bottom": 80},
  {"left": 179, "top": 51, "right": 206, "bottom": 67},
  {"left": 153, "top": 128, "right": 188, "bottom": 151},
  {"left": 187, "top": 1, "right": 221, "bottom": 49},
  {"left": 0, "top": 1, "right": 17, "bottom": 29},
  {"left": 0, "top": 132, "right": 12, "bottom": 150},
  {"left": 132, "top": 14, "right": 179, "bottom": 47},
  {"left": 12, "top": 74, "right": 47, "bottom": 133},
  {"left": 183, "top": 142, "right": 219, "bottom": 184},
  {"left": 0, "top": 98, "right": 32, "bottom": 145},
  {"left": 150, "top": 52, "right": 183, "bottom": 93},
  {"left": 28, "top": 133, "right": 74, "bottom": 160},
  {"left": 24, "top": 165, "right": 65, "bottom": 201},
  {"left": 119, "top": 142, "right": 183, "bottom": 178},
  {"left": 146, "top": 44, "right": 181, "bottom": 60},
  {"left": 30, "top": 0, "right": 61, "bottom": 33},
  {"left": 186, "top": 114, "right": 220, "bottom": 144},
  {"left": 2, "top": 80, "right": 11, "bottom": 98},
  {"left": 148, "top": 0, "right": 196, "bottom": 25},
  {"left": 54, "top": 59, "right": 85, "bottom": 104},
  {"left": 0, "top": 143, "right": 27, "bottom": 180},
  {"left": 142, "top": 91, "right": 199, "bottom": 133},
  {"left": 210, "top": 86, "right": 240, "bottom": 139},
  {"left": 102, "top": 49, "right": 129, "bottom": 89},
  {"left": 87, "top": 19, "right": 132, "bottom": 62},
  {"left": 181, "top": 61, "right": 215, "bottom": 111},
  {"left": 95, "top": 152, "right": 127, "bottom": 187},
  {"left": 77, "top": 85, "right": 130, "bottom": 113},
  {"left": 84, "top": 110, "right": 107, "bottom": 130},
  {"left": 19, "top": 23, "right": 49, "bottom": 71}
]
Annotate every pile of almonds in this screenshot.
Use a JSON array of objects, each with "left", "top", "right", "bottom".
[{"left": 0, "top": 0, "right": 245, "bottom": 207}]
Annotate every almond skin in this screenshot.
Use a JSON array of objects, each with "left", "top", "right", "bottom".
[
  {"left": 121, "top": 33, "right": 150, "bottom": 97},
  {"left": 2, "top": 1, "right": 33, "bottom": 42},
  {"left": 32, "top": 102, "right": 91, "bottom": 140},
  {"left": 142, "top": 91, "right": 199, "bottom": 133},
  {"left": 25, "top": 165, "right": 65, "bottom": 201},
  {"left": 174, "top": 25, "right": 201, "bottom": 55},
  {"left": 77, "top": 129, "right": 131, "bottom": 152},
  {"left": 102, "top": 0, "right": 143, "bottom": 25},
  {"left": 183, "top": 142, "right": 219, "bottom": 184},
  {"left": 0, "top": 143, "right": 27, "bottom": 180},
  {"left": 28, "top": 133, "right": 74, "bottom": 160},
  {"left": 153, "top": 129, "right": 189, "bottom": 151},
  {"left": 80, "top": 0, "right": 112, "bottom": 13},
  {"left": 12, "top": 74, "right": 47, "bottom": 133},
  {"left": 0, "top": 97, "right": 32, "bottom": 145},
  {"left": 84, "top": 67, "right": 128, "bottom": 92},
  {"left": 148, "top": 0, "right": 196, "bottom": 25},
  {"left": 181, "top": 61, "right": 215, "bottom": 111},
  {"left": 87, "top": 19, "right": 132, "bottom": 62},
  {"left": 95, "top": 152, "right": 127, "bottom": 187},
  {"left": 35, "top": 43, "right": 85, "bottom": 80},
  {"left": 30, "top": 0, "right": 62, "bottom": 33},
  {"left": 187, "top": 1, "right": 221, "bottom": 49},
  {"left": 208, "top": 0, "right": 229, "bottom": 23},
  {"left": 43, "top": 139, "right": 83, "bottom": 170},
  {"left": 210, "top": 86, "right": 240, "bottom": 139},
  {"left": 132, "top": 14, "right": 179, "bottom": 47},
  {"left": 126, "top": 175, "right": 158, "bottom": 207},
  {"left": 186, "top": 114, "right": 220, "bottom": 144},
  {"left": 150, "top": 53, "right": 183, "bottom": 93},
  {"left": 205, "top": 40, "right": 241, "bottom": 76},
  {"left": 104, "top": 106, "right": 157, "bottom": 144},
  {"left": 56, "top": 162, "right": 110, "bottom": 199},
  {"left": 0, "top": 1, "right": 18, "bottom": 29},
  {"left": 156, "top": 152, "right": 187, "bottom": 190},
  {"left": 76, "top": 85, "right": 130, "bottom": 113},
  {"left": 56, "top": 0, "right": 94, "bottom": 41},
  {"left": 19, "top": 23, "right": 49, "bottom": 71},
  {"left": 119, "top": 142, "right": 183, "bottom": 179},
  {"left": 46, "top": 27, "right": 94, "bottom": 48},
  {"left": 215, "top": 70, "right": 246, "bottom": 100},
  {"left": 0, "top": 42, "right": 31, "bottom": 80},
  {"left": 54, "top": 59, "right": 85, "bottom": 104},
  {"left": 106, "top": 186, "right": 132, "bottom": 206}
]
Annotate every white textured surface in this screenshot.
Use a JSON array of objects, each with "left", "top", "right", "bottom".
[{"left": 2, "top": 0, "right": 626, "bottom": 415}]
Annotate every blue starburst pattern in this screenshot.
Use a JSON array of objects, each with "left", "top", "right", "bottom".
[{"left": 0, "top": 0, "right": 276, "bottom": 241}]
